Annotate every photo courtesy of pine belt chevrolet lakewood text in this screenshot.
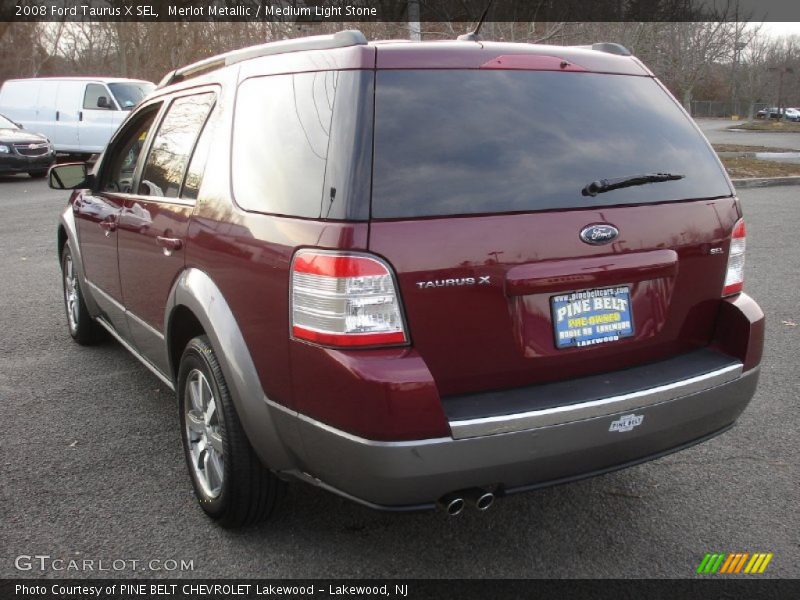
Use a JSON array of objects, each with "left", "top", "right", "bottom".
[{"left": 49, "top": 30, "right": 764, "bottom": 527}]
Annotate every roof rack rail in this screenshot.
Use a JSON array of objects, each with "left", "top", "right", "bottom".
[
  {"left": 572, "top": 42, "right": 632, "bottom": 57},
  {"left": 157, "top": 29, "right": 368, "bottom": 89}
]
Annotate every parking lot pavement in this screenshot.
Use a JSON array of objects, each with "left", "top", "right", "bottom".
[
  {"left": 0, "top": 175, "right": 797, "bottom": 579},
  {"left": 695, "top": 117, "right": 800, "bottom": 150}
]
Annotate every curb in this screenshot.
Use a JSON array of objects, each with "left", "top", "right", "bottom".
[
  {"left": 718, "top": 151, "right": 800, "bottom": 158},
  {"left": 731, "top": 176, "right": 800, "bottom": 188},
  {"left": 717, "top": 151, "right": 757, "bottom": 158}
]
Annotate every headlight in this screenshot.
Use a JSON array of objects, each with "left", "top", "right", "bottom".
[{"left": 0, "top": 145, "right": 10, "bottom": 154}]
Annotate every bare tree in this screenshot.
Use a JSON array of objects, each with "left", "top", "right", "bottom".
[{"left": 4, "top": 12, "right": 798, "bottom": 118}]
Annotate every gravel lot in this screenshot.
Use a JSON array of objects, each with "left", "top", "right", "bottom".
[{"left": 0, "top": 177, "right": 797, "bottom": 579}]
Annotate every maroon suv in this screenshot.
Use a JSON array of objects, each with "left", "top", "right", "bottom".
[{"left": 51, "top": 31, "right": 763, "bottom": 526}]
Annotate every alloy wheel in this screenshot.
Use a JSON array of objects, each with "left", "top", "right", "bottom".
[
  {"left": 184, "top": 369, "right": 225, "bottom": 498},
  {"left": 63, "top": 253, "right": 79, "bottom": 334}
]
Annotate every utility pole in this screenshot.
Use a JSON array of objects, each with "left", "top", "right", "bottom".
[
  {"left": 731, "top": 41, "right": 747, "bottom": 118},
  {"left": 408, "top": 0, "right": 421, "bottom": 41}
]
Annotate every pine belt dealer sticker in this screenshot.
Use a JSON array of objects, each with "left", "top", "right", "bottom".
[{"left": 551, "top": 286, "right": 634, "bottom": 349}]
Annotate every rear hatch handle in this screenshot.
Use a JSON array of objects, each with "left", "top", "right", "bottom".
[{"left": 505, "top": 249, "right": 678, "bottom": 296}]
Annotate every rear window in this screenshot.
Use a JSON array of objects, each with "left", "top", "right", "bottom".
[{"left": 372, "top": 70, "right": 731, "bottom": 219}]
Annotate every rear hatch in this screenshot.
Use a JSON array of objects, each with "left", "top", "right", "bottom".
[{"left": 368, "top": 66, "right": 738, "bottom": 397}]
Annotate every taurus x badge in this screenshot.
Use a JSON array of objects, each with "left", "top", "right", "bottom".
[{"left": 415, "top": 276, "right": 491, "bottom": 289}]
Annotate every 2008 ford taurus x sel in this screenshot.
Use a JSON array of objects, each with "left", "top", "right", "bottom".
[{"left": 51, "top": 30, "right": 763, "bottom": 527}]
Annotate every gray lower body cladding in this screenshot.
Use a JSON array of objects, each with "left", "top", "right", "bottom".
[{"left": 282, "top": 368, "right": 759, "bottom": 508}]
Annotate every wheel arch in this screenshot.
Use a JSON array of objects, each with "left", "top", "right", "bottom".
[
  {"left": 58, "top": 205, "right": 100, "bottom": 316},
  {"left": 166, "top": 304, "right": 206, "bottom": 384},
  {"left": 165, "top": 268, "right": 302, "bottom": 472}
]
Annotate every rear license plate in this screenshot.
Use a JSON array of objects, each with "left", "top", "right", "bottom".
[{"left": 551, "top": 286, "right": 634, "bottom": 349}]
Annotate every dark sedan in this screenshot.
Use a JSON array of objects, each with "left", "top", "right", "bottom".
[{"left": 0, "top": 114, "right": 55, "bottom": 178}]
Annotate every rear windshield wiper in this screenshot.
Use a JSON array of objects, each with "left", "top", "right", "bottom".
[{"left": 581, "top": 173, "right": 685, "bottom": 197}]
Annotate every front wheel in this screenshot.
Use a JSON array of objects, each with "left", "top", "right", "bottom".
[
  {"left": 61, "top": 243, "right": 103, "bottom": 344},
  {"left": 178, "top": 336, "right": 284, "bottom": 527}
]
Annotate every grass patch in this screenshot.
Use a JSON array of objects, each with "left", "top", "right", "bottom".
[
  {"left": 712, "top": 143, "right": 797, "bottom": 153},
  {"left": 720, "top": 157, "right": 800, "bottom": 178},
  {"left": 727, "top": 120, "right": 800, "bottom": 132}
]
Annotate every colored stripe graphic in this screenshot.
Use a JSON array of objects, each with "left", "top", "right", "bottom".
[
  {"left": 719, "top": 553, "right": 736, "bottom": 574},
  {"left": 747, "top": 554, "right": 764, "bottom": 573},
  {"left": 714, "top": 554, "right": 727, "bottom": 573},
  {"left": 708, "top": 553, "right": 725, "bottom": 574},
  {"left": 733, "top": 553, "right": 750, "bottom": 573},
  {"left": 758, "top": 554, "right": 773, "bottom": 573},
  {"left": 697, "top": 553, "right": 713, "bottom": 574},
  {"left": 697, "top": 552, "right": 772, "bottom": 574}
]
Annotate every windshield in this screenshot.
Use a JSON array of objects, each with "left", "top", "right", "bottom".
[
  {"left": 108, "top": 82, "right": 155, "bottom": 110},
  {"left": 372, "top": 70, "right": 732, "bottom": 218},
  {"left": 0, "top": 114, "right": 18, "bottom": 129}
]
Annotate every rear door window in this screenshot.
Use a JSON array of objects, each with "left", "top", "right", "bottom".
[
  {"left": 180, "top": 110, "right": 216, "bottom": 201},
  {"left": 372, "top": 70, "right": 732, "bottom": 219},
  {"left": 138, "top": 92, "right": 215, "bottom": 198}
]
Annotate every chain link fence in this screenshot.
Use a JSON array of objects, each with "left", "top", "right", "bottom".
[{"left": 690, "top": 101, "right": 771, "bottom": 119}]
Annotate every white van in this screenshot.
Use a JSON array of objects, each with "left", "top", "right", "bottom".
[{"left": 0, "top": 77, "right": 154, "bottom": 155}]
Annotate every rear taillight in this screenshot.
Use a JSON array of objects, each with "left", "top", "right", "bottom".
[
  {"left": 722, "top": 219, "right": 746, "bottom": 296},
  {"left": 290, "top": 250, "right": 408, "bottom": 348}
]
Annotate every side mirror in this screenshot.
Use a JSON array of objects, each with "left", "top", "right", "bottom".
[
  {"left": 97, "top": 96, "right": 112, "bottom": 109},
  {"left": 15, "top": 122, "right": 23, "bottom": 129},
  {"left": 49, "top": 163, "right": 89, "bottom": 190}
]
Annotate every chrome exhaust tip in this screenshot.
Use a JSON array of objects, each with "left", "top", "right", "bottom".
[
  {"left": 465, "top": 488, "right": 495, "bottom": 511},
  {"left": 439, "top": 494, "right": 465, "bottom": 516},
  {"left": 475, "top": 491, "right": 494, "bottom": 511}
]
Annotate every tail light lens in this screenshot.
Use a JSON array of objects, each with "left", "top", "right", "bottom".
[
  {"left": 290, "top": 250, "right": 408, "bottom": 348},
  {"left": 722, "top": 219, "right": 746, "bottom": 296}
]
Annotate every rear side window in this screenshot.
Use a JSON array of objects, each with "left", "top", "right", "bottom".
[
  {"left": 138, "top": 92, "right": 215, "bottom": 198},
  {"left": 372, "top": 70, "right": 732, "bottom": 219},
  {"left": 232, "top": 72, "right": 337, "bottom": 218}
]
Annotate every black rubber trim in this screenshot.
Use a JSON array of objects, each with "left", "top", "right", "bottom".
[{"left": 442, "top": 348, "right": 739, "bottom": 422}]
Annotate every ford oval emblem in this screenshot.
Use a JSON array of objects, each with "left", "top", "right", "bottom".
[{"left": 579, "top": 224, "right": 619, "bottom": 245}]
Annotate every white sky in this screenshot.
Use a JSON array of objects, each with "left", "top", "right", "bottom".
[{"left": 758, "top": 22, "right": 800, "bottom": 37}]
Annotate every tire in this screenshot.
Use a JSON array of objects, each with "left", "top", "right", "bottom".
[
  {"left": 28, "top": 170, "right": 48, "bottom": 178},
  {"left": 178, "top": 335, "right": 285, "bottom": 527},
  {"left": 61, "top": 243, "right": 104, "bottom": 345}
]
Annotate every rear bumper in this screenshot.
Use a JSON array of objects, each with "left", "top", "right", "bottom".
[{"left": 287, "top": 366, "right": 759, "bottom": 508}]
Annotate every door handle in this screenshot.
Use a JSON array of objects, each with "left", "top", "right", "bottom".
[
  {"left": 56, "top": 110, "right": 60, "bottom": 121},
  {"left": 79, "top": 111, "right": 83, "bottom": 122},
  {"left": 156, "top": 236, "right": 183, "bottom": 254},
  {"left": 99, "top": 220, "right": 117, "bottom": 235}
]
